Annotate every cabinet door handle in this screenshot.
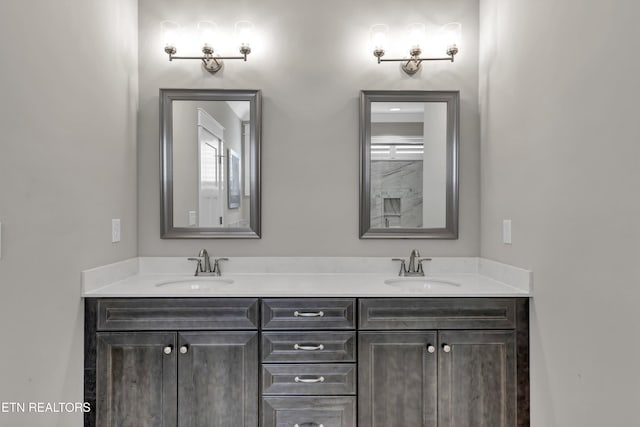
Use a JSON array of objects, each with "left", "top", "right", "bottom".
[
  {"left": 442, "top": 344, "right": 452, "bottom": 353},
  {"left": 427, "top": 345, "right": 436, "bottom": 353},
  {"left": 163, "top": 346, "right": 173, "bottom": 355},
  {"left": 179, "top": 345, "right": 189, "bottom": 354},
  {"left": 294, "top": 424, "right": 324, "bottom": 427},
  {"left": 294, "top": 311, "right": 324, "bottom": 317},
  {"left": 293, "top": 344, "right": 325, "bottom": 351},
  {"left": 294, "top": 376, "right": 325, "bottom": 383}
]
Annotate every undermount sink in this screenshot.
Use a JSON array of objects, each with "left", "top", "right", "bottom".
[
  {"left": 155, "top": 277, "right": 234, "bottom": 291},
  {"left": 384, "top": 277, "right": 461, "bottom": 290}
]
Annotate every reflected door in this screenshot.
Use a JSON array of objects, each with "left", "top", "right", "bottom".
[{"left": 198, "top": 126, "right": 224, "bottom": 227}]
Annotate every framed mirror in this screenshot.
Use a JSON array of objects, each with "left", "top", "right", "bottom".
[
  {"left": 160, "top": 89, "right": 261, "bottom": 238},
  {"left": 360, "top": 90, "right": 459, "bottom": 239}
]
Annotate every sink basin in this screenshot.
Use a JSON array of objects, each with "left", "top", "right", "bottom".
[
  {"left": 384, "top": 278, "right": 461, "bottom": 290},
  {"left": 155, "top": 277, "right": 234, "bottom": 291}
]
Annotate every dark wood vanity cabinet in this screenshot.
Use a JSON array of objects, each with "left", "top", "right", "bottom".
[
  {"left": 358, "top": 298, "right": 529, "bottom": 427},
  {"left": 85, "top": 298, "right": 259, "bottom": 427},
  {"left": 358, "top": 331, "right": 438, "bottom": 426},
  {"left": 437, "top": 330, "right": 517, "bottom": 426},
  {"left": 260, "top": 299, "right": 358, "bottom": 427},
  {"left": 95, "top": 332, "right": 178, "bottom": 426},
  {"left": 85, "top": 297, "right": 528, "bottom": 427}
]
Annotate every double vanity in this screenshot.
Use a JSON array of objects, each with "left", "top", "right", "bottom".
[
  {"left": 82, "top": 256, "right": 531, "bottom": 427},
  {"left": 81, "top": 54, "right": 526, "bottom": 426}
]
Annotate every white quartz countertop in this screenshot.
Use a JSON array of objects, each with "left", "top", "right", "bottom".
[{"left": 81, "top": 257, "right": 532, "bottom": 298}]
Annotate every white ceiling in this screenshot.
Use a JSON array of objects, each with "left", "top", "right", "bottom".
[
  {"left": 226, "top": 101, "right": 251, "bottom": 121},
  {"left": 371, "top": 102, "right": 426, "bottom": 123},
  {"left": 371, "top": 102, "right": 426, "bottom": 114}
]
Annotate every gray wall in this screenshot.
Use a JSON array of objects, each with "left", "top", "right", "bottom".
[
  {"left": 172, "top": 101, "right": 200, "bottom": 226},
  {"left": 0, "top": 0, "right": 138, "bottom": 425},
  {"left": 422, "top": 103, "right": 447, "bottom": 227},
  {"left": 479, "top": 0, "right": 640, "bottom": 425},
  {"left": 138, "top": 0, "right": 480, "bottom": 256}
]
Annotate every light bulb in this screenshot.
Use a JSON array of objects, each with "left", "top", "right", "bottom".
[
  {"left": 160, "top": 20, "right": 180, "bottom": 53},
  {"left": 442, "top": 22, "right": 462, "bottom": 54},
  {"left": 234, "top": 20, "right": 254, "bottom": 51},
  {"left": 197, "top": 21, "right": 218, "bottom": 50},
  {"left": 370, "top": 24, "right": 389, "bottom": 51},
  {"left": 407, "top": 23, "right": 426, "bottom": 49}
]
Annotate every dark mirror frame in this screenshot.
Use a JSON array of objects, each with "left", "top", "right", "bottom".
[
  {"left": 160, "top": 88, "right": 261, "bottom": 239},
  {"left": 359, "top": 90, "right": 459, "bottom": 239}
]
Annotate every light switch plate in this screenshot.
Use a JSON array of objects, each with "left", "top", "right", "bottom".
[
  {"left": 112, "top": 219, "right": 121, "bottom": 243},
  {"left": 0, "top": 221, "right": 3, "bottom": 259},
  {"left": 503, "top": 219, "right": 512, "bottom": 245},
  {"left": 188, "top": 211, "right": 197, "bottom": 226}
]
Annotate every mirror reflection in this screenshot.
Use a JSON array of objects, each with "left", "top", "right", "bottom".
[
  {"left": 172, "top": 100, "right": 251, "bottom": 228},
  {"left": 360, "top": 91, "right": 459, "bottom": 239},
  {"left": 370, "top": 101, "right": 447, "bottom": 229},
  {"left": 160, "top": 89, "right": 261, "bottom": 239}
]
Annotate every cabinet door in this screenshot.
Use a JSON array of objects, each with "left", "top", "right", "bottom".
[
  {"left": 438, "top": 331, "right": 516, "bottom": 427},
  {"left": 178, "top": 331, "right": 259, "bottom": 427},
  {"left": 358, "top": 331, "right": 438, "bottom": 427},
  {"left": 96, "top": 332, "right": 177, "bottom": 427}
]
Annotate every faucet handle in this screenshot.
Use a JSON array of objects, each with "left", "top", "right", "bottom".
[
  {"left": 392, "top": 258, "right": 407, "bottom": 276},
  {"left": 212, "top": 257, "right": 229, "bottom": 276},
  {"left": 187, "top": 257, "right": 204, "bottom": 275},
  {"left": 416, "top": 257, "right": 432, "bottom": 274}
]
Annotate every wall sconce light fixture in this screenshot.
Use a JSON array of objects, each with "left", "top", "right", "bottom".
[
  {"left": 161, "top": 20, "right": 254, "bottom": 74},
  {"left": 371, "top": 22, "right": 461, "bottom": 75}
]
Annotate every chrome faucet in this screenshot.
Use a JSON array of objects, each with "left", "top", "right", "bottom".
[
  {"left": 407, "top": 249, "right": 420, "bottom": 273},
  {"left": 199, "top": 249, "right": 212, "bottom": 272},
  {"left": 392, "top": 249, "right": 432, "bottom": 277},
  {"left": 188, "top": 249, "right": 228, "bottom": 276}
]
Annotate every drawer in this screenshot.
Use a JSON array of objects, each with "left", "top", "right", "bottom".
[
  {"left": 262, "top": 332, "right": 356, "bottom": 363},
  {"left": 262, "top": 299, "right": 355, "bottom": 330},
  {"left": 359, "top": 298, "right": 517, "bottom": 330},
  {"left": 96, "top": 298, "right": 259, "bottom": 331},
  {"left": 262, "top": 364, "right": 356, "bottom": 395},
  {"left": 262, "top": 396, "right": 356, "bottom": 427}
]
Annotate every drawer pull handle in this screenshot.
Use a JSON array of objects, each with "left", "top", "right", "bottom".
[
  {"left": 294, "top": 424, "right": 324, "bottom": 427},
  {"left": 294, "top": 311, "right": 324, "bottom": 317},
  {"left": 293, "top": 344, "right": 325, "bottom": 351},
  {"left": 294, "top": 376, "right": 325, "bottom": 383}
]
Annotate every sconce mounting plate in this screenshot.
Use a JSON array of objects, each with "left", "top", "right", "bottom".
[
  {"left": 203, "top": 57, "right": 223, "bottom": 73},
  {"left": 401, "top": 60, "right": 421, "bottom": 75}
]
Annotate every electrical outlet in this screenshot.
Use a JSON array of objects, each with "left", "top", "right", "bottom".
[
  {"left": 503, "top": 220, "right": 512, "bottom": 245},
  {"left": 112, "top": 219, "right": 121, "bottom": 243}
]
